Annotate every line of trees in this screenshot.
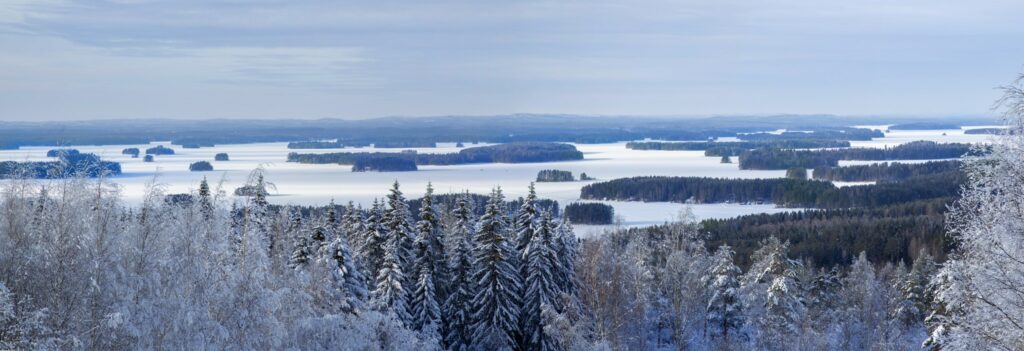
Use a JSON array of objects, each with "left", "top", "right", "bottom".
[
  {"left": 812, "top": 160, "right": 962, "bottom": 182},
  {"left": 580, "top": 171, "right": 964, "bottom": 208},
  {"left": 626, "top": 140, "right": 851, "bottom": 157},
  {"left": 536, "top": 169, "right": 575, "bottom": 182},
  {"left": 739, "top": 141, "right": 979, "bottom": 170},
  {"left": 351, "top": 157, "right": 418, "bottom": 172},
  {"left": 737, "top": 127, "right": 884, "bottom": 141},
  {"left": 563, "top": 202, "right": 614, "bottom": 224},
  {"left": 289, "top": 142, "right": 584, "bottom": 166}
]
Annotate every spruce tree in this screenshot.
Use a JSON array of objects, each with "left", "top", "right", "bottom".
[
  {"left": 417, "top": 183, "right": 448, "bottom": 301},
  {"left": 444, "top": 193, "right": 476, "bottom": 351},
  {"left": 324, "top": 234, "right": 368, "bottom": 314},
  {"left": 706, "top": 245, "right": 743, "bottom": 341},
  {"left": 287, "top": 211, "right": 311, "bottom": 270},
  {"left": 522, "top": 211, "right": 560, "bottom": 351},
  {"left": 372, "top": 223, "right": 412, "bottom": 324},
  {"left": 553, "top": 216, "right": 580, "bottom": 311},
  {"left": 896, "top": 250, "right": 936, "bottom": 326},
  {"left": 384, "top": 181, "right": 415, "bottom": 280},
  {"left": 198, "top": 177, "right": 213, "bottom": 221},
  {"left": 342, "top": 201, "right": 364, "bottom": 246},
  {"left": 360, "top": 199, "right": 386, "bottom": 282},
  {"left": 410, "top": 235, "right": 442, "bottom": 334},
  {"left": 469, "top": 187, "right": 522, "bottom": 349},
  {"left": 757, "top": 241, "right": 804, "bottom": 344}
]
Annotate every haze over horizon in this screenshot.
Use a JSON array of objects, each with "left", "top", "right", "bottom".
[{"left": 2, "top": 0, "right": 1023, "bottom": 121}]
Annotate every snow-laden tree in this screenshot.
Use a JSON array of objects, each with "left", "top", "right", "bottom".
[
  {"left": 410, "top": 208, "right": 442, "bottom": 335},
  {"left": 360, "top": 199, "right": 387, "bottom": 282},
  {"left": 553, "top": 216, "right": 580, "bottom": 313},
  {"left": 322, "top": 233, "right": 368, "bottom": 314},
  {"left": 415, "top": 183, "right": 448, "bottom": 306},
  {"left": 515, "top": 182, "right": 539, "bottom": 257},
  {"left": 894, "top": 250, "right": 936, "bottom": 327},
  {"left": 384, "top": 181, "right": 416, "bottom": 275},
  {"left": 198, "top": 176, "right": 214, "bottom": 221},
  {"left": 444, "top": 193, "right": 476, "bottom": 351},
  {"left": 288, "top": 213, "right": 312, "bottom": 270},
  {"left": 746, "top": 237, "right": 804, "bottom": 349},
  {"left": 372, "top": 216, "right": 413, "bottom": 324},
  {"left": 469, "top": 187, "right": 522, "bottom": 350},
  {"left": 522, "top": 211, "right": 560, "bottom": 351},
  {"left": 342, "top": 201, "right": 365, "bottom": 248},
  {"left": 934, "top": 74, "right": 1024, "bottom": 350},
  {"left": 706, "top": 245, "right": 743, "bottom": 342}
]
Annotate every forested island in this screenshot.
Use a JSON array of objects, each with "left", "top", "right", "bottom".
[
  {"left": 215, "top": 153, "right": 230, "bottom": 161},
  {"left": 738, "top": 141, "right": 978, "bottom": 170},
  {"left": 887, "top": 122, "right": 960, "bottom": 130},
  {"left": 189, "top": 161, "right": 214, "bottom": 172},
  {"left": 122, "top": 147, "right": 140, "bottom": 157},
  {"left": 351, "top": 157, "right": 418, "bottom": 172},
  {"left": 288, "top": 142, "right": 584, "bottom": 168},
  {"left": 536, "top": 169, "right": 575, "bottom": 182},
  {"left": 563, "top": 202, "right": 615, "bottom": 224},
  {"left": 45, "top": 148, "right": 79, "bottom": 157},
  {"left": 145, "top": 145, "right": 175, "bottom": 155},
  {"left": 581, "top": 170, "right": 963, "bottom": 208},
  {"left": 626, "top": 140, "right": 851, "bottom": 156},
  {"left": 737, "top": 127, "right": 884, "bottom": 141},
  {"left": 0, "top": 152, "right": 121, "bottom": 179},
  {"left": 813, "top": 160, "right": 962, "bottom": 182}
]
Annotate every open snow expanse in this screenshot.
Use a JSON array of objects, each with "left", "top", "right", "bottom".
[{"left": 0, "top": 127, "right": 994, "bottom": 231}]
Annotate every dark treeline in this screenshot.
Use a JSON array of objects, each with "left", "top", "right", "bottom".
[
  {"left": 963, "top": 127, "right": 1011, "bottom": 135},
  {"left": 351, "top": 157, "right": 418, "bottom": 172},
  {"left": 739, "top": 141, "right": 979, "bottom": 170},
  {"left": 737, "top": 127, "right": 884, "bottom": 141},
  {"left": 287, "top": 141, "right": 347, "bottom": 149},
  {"left": 581, "top": 171, "right": 964, "bottom": 209},
  {"left": 374, "top": 141, "right": 437, "bottom": 148},
  {"left": 563, "top": 202, "right": 614, "bottom": 224},
  {"left": 626, "top": 140, "right": 851, "bottom": 157},
  {"left": 214, "top": 153, "right": 230, "bottom": 161},
  {"left": 887, "top": 122, "right": 960, "bottom": 130},
  {"left": 812, "top": 160, "right": 962, "bottom": 182},
  {"left": 701, "top": 198, "right": 951, "bottom": 268},
  {"left": 289, "top": 142, "right": 584, "bottom": 166},
  {"left": 0, "top": 115, "right": 993, "bottom": 149},
  {"left": 536, "top": 169, "right": 574, "bottom": 182},
  {"left": 0, "top": 152, "right": 121, "bottom": 179},
  {"left": 122, "top": 147, "right": 139, "bottom": 157}
]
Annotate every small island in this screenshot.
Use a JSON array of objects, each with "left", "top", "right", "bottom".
[
  {"left": 122, "top": 148, "right": 140, "bottom": 158},
  {"left": 189, "top": 161, "right": 214, "bottom": 172},
  {"left": 564, "top": 202, "right": 615, "bottom": 225},
  {"left": 580, "top": 172, "right": 594, "bottom": 181},
  {"left": 537, "top": 169, "right": 575, "bottom": 182},
  {"left": 786, "top": 167, "right": 807, "bottom": 179},
  {"left": 143, "top": 155, "right": 155, "bottom": 162},
  {"left": 46, "top": 148, "right": 78, "bottom": 158},
  {"left": 214, "top": 153, "right": 230, "bottom": 161},
  {"left": 146, "top": 145, "right": 175, "bottom": 155}
]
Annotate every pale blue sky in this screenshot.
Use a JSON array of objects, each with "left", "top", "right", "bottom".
[{"left": 1, "top": 0, "right": 1022, "bottom": 121}]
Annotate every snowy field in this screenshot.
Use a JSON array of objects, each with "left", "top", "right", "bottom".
[{"left": 0, "top": 127, "right": 994, "bottom": 231}]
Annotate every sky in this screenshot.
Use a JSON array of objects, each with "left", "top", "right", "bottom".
[{"left": 0, "top": 0, "right": 1022, "bottom": 121}]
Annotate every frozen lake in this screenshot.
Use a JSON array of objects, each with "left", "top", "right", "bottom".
[{"left": 0, "top": 126, "right": 994, "bottom": 231}]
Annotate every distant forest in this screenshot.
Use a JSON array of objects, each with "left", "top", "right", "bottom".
[
  {"left": 0, "top": 115, "right": 994, "bottom": 149},
  {"left": 812, "top": 160, "right": 962, "bottom": 182},
  {"left": 288, "top": 142, "right": 583, "bottom": 168},
  {"left": 581, "top": 169, "right": 963, "bottom": 209},
  {"left": 0, "top": 152, "right": 121, "bottom": 179},
  {"left": 626, "top": 140, "right": 851, "bottom": 157},
  {"left": 738, "top": 141, "right": 980, "bottom": 170}
]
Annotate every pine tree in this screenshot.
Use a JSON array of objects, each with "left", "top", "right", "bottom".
[
  {"left": 372, "top": 224, "right": 412, "bottom": 324},
  {"left": 755, "top": 239, "right": 804, "bottom": 345},
  {"left": 706, "top": 245, "right": 743, "bottom": 341},
  {"left": 469, "top": 187, "right": 522, "bottom": 349},
  {"left": 360, "top": 199, "right": 386, "bottom": 281},
  {"left": 323, "top": 234, "right": 368, "bottom": 314},
  {"left": 444, "top": 193, "right": 476, "bottom": 351},
  {"left": 522, "top": 211, "right": 560, "bottom": 351}
]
